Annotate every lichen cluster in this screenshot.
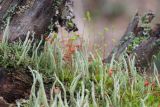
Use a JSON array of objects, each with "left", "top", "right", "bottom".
[
  {"left": 51, "top": 0, "right": 78, "bottom": 32},
  {"left": 16, "top": 0, "right": 36, "bottom": 14}
]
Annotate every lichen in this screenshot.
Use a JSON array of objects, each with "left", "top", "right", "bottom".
[
  {"left": 1, "top": 0, "right": 77, "bottom": 34},
  {"left": 16, "top": 0, "right": 35, "bottom": 14}
]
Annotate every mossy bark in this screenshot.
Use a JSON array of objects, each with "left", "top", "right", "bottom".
[
  {"left": 104, "top": 13, "right": 160, "bottom": 71},
  {"left": 134, "top": 33, "right": 160, "bottom": 69},
  {"left": 0, "top": 0, "right": 57, "bottom": 40},
  {"left": 103, "top": 13, "right": 139, "bottom": 63},
  {"left": 0, "top": 0, "right": 76, "bottom": 41}
]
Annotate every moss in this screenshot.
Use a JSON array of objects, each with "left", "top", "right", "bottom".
[
  {"left": 127, "top": 36, "right": 148, "bottom": 53},
  {"left": 0, "top": 43, "right": 34, "bottom": 69}
]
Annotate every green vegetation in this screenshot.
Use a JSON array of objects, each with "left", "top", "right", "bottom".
[
  {"left": 127, "top": 13, "right": 151, "bottom": 53},
  {"left": 0, "top": 23, "right": 160, "bottom": 107},
  {"left": 127, "top": 36, "right": 148, "bottom": 53}
]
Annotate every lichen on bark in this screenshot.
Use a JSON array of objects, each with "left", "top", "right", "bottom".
[{"left": 0, "top": 0, "right": 77, "bottom": 40}]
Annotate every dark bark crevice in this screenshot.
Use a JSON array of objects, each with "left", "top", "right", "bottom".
[{"left": 0, "top": 68, "right": 32, "bottom": 103}]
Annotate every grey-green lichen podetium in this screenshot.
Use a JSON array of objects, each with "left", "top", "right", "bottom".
[{"left": 3, "top": 5, "right": 17, "bottom": 19}]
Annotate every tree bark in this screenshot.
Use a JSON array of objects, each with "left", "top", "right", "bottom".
[
  {"left": 0, "top": 68, "right": 32, "bottom": 103},
  {"left": 0, "top": 0, "right": 57, "bottom": 41},
  {"left": 0, "top": 0, "right": 26, "bottom": 36},
  {"left": 133, "top": 25, "right": 160, "bottom": 68},
  {"left": 134, "top": 37, "right": 160, "bottom": 66},
  {"left": 103, "top": 13, "right": 139, "bottom": 63},
  {"left": 10, "top": 0, "right": 56, "bottom": 41},
  {"left": 103, "top": 12, "right": 160, "bottom": 70},
  {"left": 0, "top": 0, "right": 76, "bottom": 41}
]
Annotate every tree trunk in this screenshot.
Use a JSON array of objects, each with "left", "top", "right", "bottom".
[
  {"left": 10, "top": 0, "right": 57, "bottom": 41},
  {"left": 0, "top": 0, "right": 76, "bottom": 41},
  {"left": 103, "top": 13, "right": 139, "bottom": 63},
  {"left": 134, "top": 37, "right": 160, "bottom": 66},
  {"left": 133, "top": 26, "right": 160, "bottom": 69},
  {"left": 0, "top": 0, "right": 57, "bottom": 40},
  {"left": 103, "top": 12, "right": 160, "bottom": 70}
]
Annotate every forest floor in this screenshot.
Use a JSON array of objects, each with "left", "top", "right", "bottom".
[{"left": 0, "top": 31, "right": 160, "bottom": 107}]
